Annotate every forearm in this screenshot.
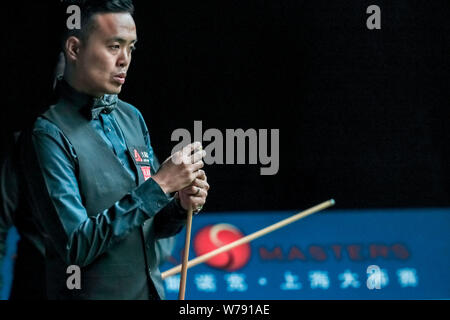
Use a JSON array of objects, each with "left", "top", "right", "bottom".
[
  {"left": 48, "top": 178, "right": 172, "bottom": 267},
  {"left": 0, "top": 228, "right": 8, "bottom": 291},
  {"left": 153, "top": 198, "right": 187, "bottom": 239}
]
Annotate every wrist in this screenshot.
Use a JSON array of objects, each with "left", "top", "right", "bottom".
[
  {"left": 174, "top": 194, "right": 188, "bottom": 214},
  {"left": 152, "top": 174, "right": 171, "bottom": 194}
]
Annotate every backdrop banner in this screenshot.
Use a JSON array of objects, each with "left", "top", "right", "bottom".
[
  {"left": 160, "top": 208, "right": 450, "bottom": 300},
  {"left": 1, "top": 208, "right": 449, "bottom": 300}
]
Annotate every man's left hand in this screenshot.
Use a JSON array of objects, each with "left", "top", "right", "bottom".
[{"left": 177, "top": 169, "right": 209, "bottom": 214}]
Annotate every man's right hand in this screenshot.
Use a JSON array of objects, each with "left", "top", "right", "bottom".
[{"left": 152, "top": 142, "right": 206, "bottom": 194}]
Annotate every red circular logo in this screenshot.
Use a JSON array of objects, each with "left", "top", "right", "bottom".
[{"left": 193, "top": 224, "right": 251, "bottom": 271}]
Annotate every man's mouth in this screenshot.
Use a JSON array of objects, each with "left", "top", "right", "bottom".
[{"left": 113, "top": 73, "right": 127, "bottom": 85}]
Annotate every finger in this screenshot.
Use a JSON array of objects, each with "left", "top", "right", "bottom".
[
  {"left": 194, "top": 186, "right": 209, "bottom": 198},
  {"left": 170, "top": 151, "right": 184, "bottom": 165},
  {"left": 181, "top": 193, "right": 206, "bottom": 212},
  {"left": 183, "top": 185, "right": 199, "bottom": 195},
  {"left": 192, "top": 178, "right": 209, "bottom": 191},
  {"left": 192, "top": 160, "right": 205, "bottom": 172},
  {"left": 182, "top": 185, "right": 208, "bottom": 198},
  {"left": 200, "top": 188, "right": 208, "bottom": 199},
  {"left": 182, "top": 142, "right": 202, "bottom": 157},
  {"left": 195, "top": 169, "right": 206, "bottom": 180},
  {"left": 188, "top": 195, "right": 206, "bottom": 208},
  {"left": 189, "top": 149, "right": 206, "bottom": 164},
  {"left": 192, "top": 188, "right": 208, "bottom": 199}
]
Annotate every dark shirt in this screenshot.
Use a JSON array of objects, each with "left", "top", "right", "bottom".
[
  {"left": 0, "top": 112, "right": 180, "bottom": 298},
  {"left": 30, "top": 85, "right": 185, "bottom": 269},
  {"left": 0, "top": 134, "right": 20, "bottom": 291}
]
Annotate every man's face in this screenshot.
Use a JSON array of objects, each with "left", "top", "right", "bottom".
[{"left": 74, "top": 13, "right": 137, "bottom": 97}]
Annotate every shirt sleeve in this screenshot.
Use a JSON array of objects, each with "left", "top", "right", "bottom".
[
  {"left": 136, "top": 111, "right": 188, "bottom": 239},
  {"left": 30, "top": 118, "right": 173, "bottom": 267},
  {"left": 0, "top": 147, "right": 18, "bottom": 229},
  {"left": 0, "top": 148, "right": 18, "bottom": 290}
]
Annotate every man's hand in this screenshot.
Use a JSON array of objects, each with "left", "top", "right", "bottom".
[
  {"left": 177, "top": 169, "right": 209, "bottom": 213},
  {"left": 153, "top": 142, "right": 206, "bottom": 194}
]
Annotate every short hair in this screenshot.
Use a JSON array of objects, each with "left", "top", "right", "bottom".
[{"left": 60, "top": 0, "right": 135, "bottom": 48}]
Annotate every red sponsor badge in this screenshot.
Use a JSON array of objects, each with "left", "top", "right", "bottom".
[
  {"left": 134, "top": 149, "right": 143, "bottom": 162},
  {"left": 140, "top": 166, "right": 151, "bottom": 181}
]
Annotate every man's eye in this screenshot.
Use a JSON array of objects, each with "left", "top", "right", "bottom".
[
  {"left": 109, "top": 45, "right": 120, "bottom": 50},
  {"left": 130, "top": 46, "right": 137, "bottom": 52}
]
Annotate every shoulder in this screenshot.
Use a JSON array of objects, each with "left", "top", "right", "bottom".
[
  {"left": 117, "top": 99, "right": 149, "bottom": 131},
  {"left": 32, "top": 115, "right": 65, "bottom": 139},
  {"left": 117, "top": 99, "right": 144, "bottom": 120},
  {"left": 31, "top": 114, "right": 76, "bottom": 160}
]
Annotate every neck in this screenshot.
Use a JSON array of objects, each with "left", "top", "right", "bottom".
[{"left": 63, "top": 72, "right": 103, "bottom": 99}]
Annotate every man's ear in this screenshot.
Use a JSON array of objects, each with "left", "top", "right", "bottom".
[{"left": 65, "top": 36, "right": 82, "bottom": 62}]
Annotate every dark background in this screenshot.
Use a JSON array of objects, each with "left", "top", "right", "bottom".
[{"left": 1, "top": 0, "right": 449, "bottom": 212}]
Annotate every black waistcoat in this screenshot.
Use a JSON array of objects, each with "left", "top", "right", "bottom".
[{"left": 29, "top": 86, "right": 166, "bottom": 300}]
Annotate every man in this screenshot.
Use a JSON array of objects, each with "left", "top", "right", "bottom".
[
  {"left": 0, "top": 46, "right": 69, "bottom": 299},
  {"left": 1, "top": 55, "right": 178, "bottom": 300},
  {"left": 0, "top": 131, "right": 48, "bottom": 300},
  {"left": 20, "top": 0, "right": 209, "bottom": 300},
  {"left": 0, "top": 133, "right": 17, "bottom": 294}
]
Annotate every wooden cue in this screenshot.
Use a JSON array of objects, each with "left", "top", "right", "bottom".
[
  {"left": 178, "top": 208, "right": 194, "bottom": 300},
  {"left": 163, "top": 199, "right": 335, "bottom": 280}
]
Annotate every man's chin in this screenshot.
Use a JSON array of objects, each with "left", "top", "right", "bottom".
[
  {"left": 91, "top": 83, "right": 122, "bottom": 97},
  {"left": 105, "top": 84, "right": 123, "bottom": 95}
]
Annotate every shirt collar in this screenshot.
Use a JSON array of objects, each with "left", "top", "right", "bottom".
[{"left": 56, "top": 79, "right": 119, "bottom": 120}]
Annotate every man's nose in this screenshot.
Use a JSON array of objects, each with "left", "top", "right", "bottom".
[{"left": 117, "top": 49, "right": 131, "bottom": 68}]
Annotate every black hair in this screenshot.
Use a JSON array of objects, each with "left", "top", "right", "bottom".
[{"left": 60, "top": 0, "right": 135, "bottom": 48}]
